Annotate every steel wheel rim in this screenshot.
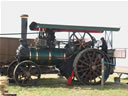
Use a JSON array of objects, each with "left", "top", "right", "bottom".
[{"left": 7, "top": 60, "right": 18, "bottom": 79}]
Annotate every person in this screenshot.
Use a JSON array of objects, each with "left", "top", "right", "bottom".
[{"left": 100, "top": 37, "right": 108, "bottom": 53}]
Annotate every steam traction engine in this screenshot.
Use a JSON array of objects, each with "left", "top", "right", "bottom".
[{"left": 7, "top": 15, "right": 120, "bottom": 86}]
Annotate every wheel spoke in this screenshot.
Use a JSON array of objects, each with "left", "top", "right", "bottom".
[
  {"left": 79, "top": 60, "right": 89, "bottom": 66},
  {"left": 96, "top": 68, "right": 101, "bottom": 75},
  {"left": 82, "top": 32, "right": 86, "bottom": 40},
  {"left": 93, "top": 56, "right": 99, "bottom": 65},
  {"left": 81, "top": 43, "right": 86, "bottom": 49},
  {"left": 86, "top": 52, "right": 92, "bottom": 64},
  {"left": 28, "top": 65, "right": 33, "bottom": 71},
  {"left": 19, "top": 66, "right": 26, "bottom": 74},
  {"left": 80, "top": 72, "right": 86, "bottom": 78},
  {"left": 93, "top": 70, "right": 100, "bottom": 77},
  {"left": 77, "top": 64, "right": 85, "bottom": 68},
  {"left": 74, "top": 34, "right": 80, "bottom": 41},
  {"left": 82, "top": 55, "right": 89, "bottom": 63},
  {"left": 96, "top": 58, "right": 101, "bottom": 65},
  {"left": 84, "top": 71, "right": 91, "bottom": 80},
  {"left": 92, "top": 51, "right": 96, "bottom": 60},
  {"left": 77, "top": 68, "right": 89, "bottom": 72}
]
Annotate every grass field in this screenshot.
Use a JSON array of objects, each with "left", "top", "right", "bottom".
[{"left": 5, "top": 73, "right": 128, "bottom": 96}]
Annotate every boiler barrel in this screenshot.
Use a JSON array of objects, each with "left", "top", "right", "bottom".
[{"left": 29, "top": 48, "right": 66, "bottom": 65}]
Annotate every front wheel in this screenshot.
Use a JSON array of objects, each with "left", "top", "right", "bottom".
[{"left": 13, "top": 60, "right": 41, "bottom": 86}]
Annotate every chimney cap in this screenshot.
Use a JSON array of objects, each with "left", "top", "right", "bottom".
[{"left": 21, "top": 14, "right": 29, "bottom": 18}]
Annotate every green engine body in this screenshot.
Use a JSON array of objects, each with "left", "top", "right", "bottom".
[{"left": 29, "top": 48, "right": 66, "bottom": 65}]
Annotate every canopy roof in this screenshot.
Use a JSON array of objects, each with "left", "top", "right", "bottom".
[{"left": 29, "top": 22, "right": 120, "bottom": 33}]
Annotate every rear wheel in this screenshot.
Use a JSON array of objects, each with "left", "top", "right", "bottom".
[{"left": 73, "top": 48, "right": 110, "bottom": 85}]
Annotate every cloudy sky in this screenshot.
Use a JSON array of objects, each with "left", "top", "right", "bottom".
[{"left": 1, "top": 1, "right": 128, "bottom": 67}]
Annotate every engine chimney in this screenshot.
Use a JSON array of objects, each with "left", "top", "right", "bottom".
[{"left": 20, "top": 14, "right": 28, "bottom": 47}]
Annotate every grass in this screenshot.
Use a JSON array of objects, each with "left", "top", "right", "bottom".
[{"left": 5, "top": 74, "right": 128, "bottom": 96}]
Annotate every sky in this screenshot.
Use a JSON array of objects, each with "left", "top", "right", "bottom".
[{"left": 0, "top": 1, "right": 128, "bottom": 67}]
